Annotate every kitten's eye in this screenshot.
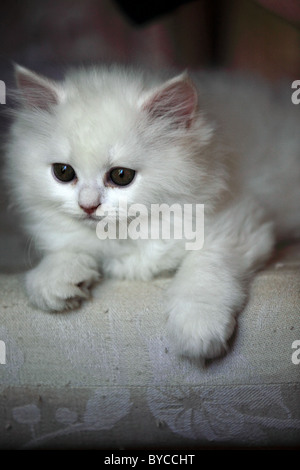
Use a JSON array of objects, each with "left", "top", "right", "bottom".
[
  {"left": 52, "top": 163, "right": 76, "bottom": 183},
  {"left": 109, "top": 167, "right": 136, "bottom": 186}
]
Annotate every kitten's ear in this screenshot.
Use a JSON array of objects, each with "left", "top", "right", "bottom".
[
  {"left": 14, "top": 64, "right": 63, "bottom": 110},
  {"left": 142, "top": 72, "right": 198, "bottom": 128}
]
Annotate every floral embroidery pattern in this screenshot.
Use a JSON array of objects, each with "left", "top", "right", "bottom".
[{"left": 147, "top": 384, "right": 300, "bottom": 444}]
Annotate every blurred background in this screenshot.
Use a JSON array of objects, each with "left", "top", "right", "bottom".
[
  {"left": 0, "top": 0, "right": 299, "bottom": 272},
  {"left": 0, "top": 0, "right": 299, "bottom": 81}
]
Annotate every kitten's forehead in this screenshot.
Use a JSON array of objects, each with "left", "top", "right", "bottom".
[{"left": 56, "top": 79, "right": 142, "bottom": 166}]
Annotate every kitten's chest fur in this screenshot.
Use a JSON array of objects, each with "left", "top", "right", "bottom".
[{"left": 99, "top": 237, "right": 185, "bottom": 280}]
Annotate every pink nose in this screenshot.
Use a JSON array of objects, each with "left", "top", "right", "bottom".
[{"left": 80, "top": 204, "right": 100, "bottom": 215}]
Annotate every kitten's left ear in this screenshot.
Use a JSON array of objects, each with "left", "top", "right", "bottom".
[
  {"left": 14, "top": 64, "right": 63, "bottom": 111},
  {"left": 142, "top": 72, "right": 198, "bottom": 128}
]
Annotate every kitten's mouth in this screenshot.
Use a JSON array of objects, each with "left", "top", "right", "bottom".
[
  {"left": 80, "top": 212, "right": 120, "bottom": 223},
  {"left": 83, "top": 214, "right": 100, "bottom": 223},
  {"left": 77, "top": 208, "right": 127, "bottom": 224},
  {"left": 73, "top": 213, "right": 99, "bottom": 224}
]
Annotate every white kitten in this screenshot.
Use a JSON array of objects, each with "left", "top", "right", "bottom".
[{"left": 4, "top": 64, "right": 300, "bottom": 359}]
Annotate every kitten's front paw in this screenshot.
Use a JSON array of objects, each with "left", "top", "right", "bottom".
[
  {"left": 166, "top": 299, "right": 237, "bottom": 359},
  {"left": 25, "top": 253, "right": 100, "bottom": 312}
]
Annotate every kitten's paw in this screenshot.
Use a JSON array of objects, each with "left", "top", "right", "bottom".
[
  {"left": 25, "top": 253, "right": 100, "bottom": 312},
  {"left": 166, "top": 299, "right": 237, "bottom": 359}
]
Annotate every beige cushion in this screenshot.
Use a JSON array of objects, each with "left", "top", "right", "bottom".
[{"left": 0, "top": 242, "right": 299, "bottom": 449}]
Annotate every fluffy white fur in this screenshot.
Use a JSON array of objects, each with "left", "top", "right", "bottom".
[{"left": 4, "top": 64, "right": 300, "bottom": 359}]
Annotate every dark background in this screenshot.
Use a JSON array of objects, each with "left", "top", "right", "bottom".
[{"left": 0, "top": 0, "right": 299, "bottom": 81}]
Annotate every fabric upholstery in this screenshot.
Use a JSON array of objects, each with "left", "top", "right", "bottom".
[{"left": 0, "top": 243, "right": 299, "bottom": 449}]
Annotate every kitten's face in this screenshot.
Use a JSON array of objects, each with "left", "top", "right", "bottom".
[
  {"left": 9, "top": 66, "right": 206, "bottom": 228},
  {"left": 40, "top": 95, "right": 144, "bottom": 226}
]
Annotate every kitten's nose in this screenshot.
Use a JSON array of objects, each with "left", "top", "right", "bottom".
[
  {"left": 79, "top": 186, "right": 101, "bottom": 215},
  {"left": 79, "top": 203, "right": 100, "bottom": 215}
]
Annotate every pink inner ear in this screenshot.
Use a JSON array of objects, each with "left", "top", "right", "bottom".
[
  {"left": 143, "top": 77, "right": 198, "bottom": 128},
  {"left": 16, "top": 69, "right": 59, "bottom": 110}
]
